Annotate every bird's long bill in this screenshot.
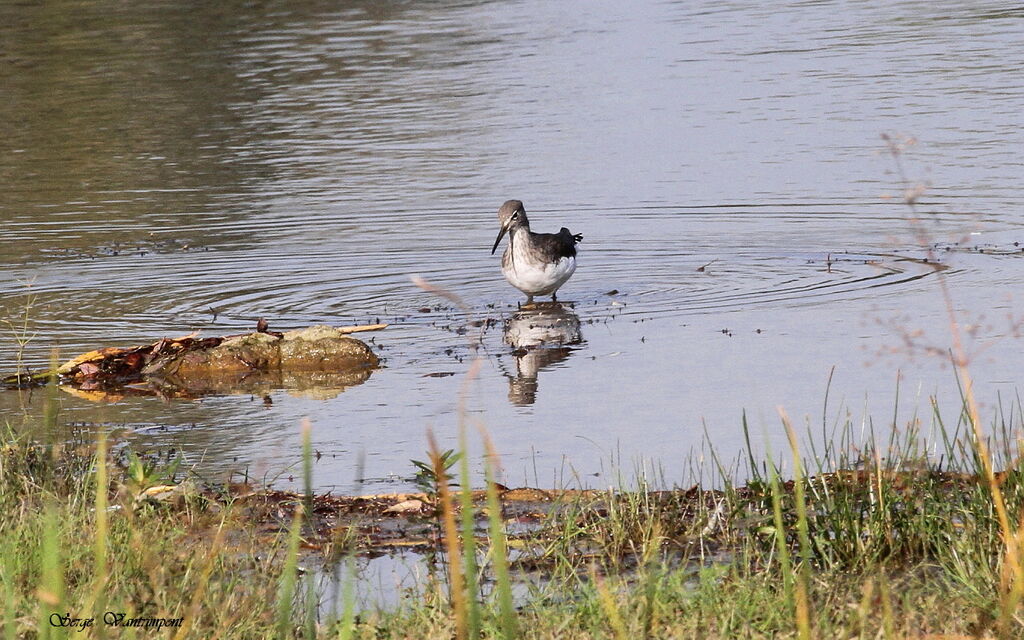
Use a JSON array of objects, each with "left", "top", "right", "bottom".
[{"left": 491, "top": 226, "right": 508, "bottom": 255}]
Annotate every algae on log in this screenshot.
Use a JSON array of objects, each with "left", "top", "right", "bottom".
[
  {"left": 3, "top": 324, "right": 384, "bottom": 398},
  {"left": 146, "top": 326, "right": 379, "bottom": 377},
  {"left": 138, "top": 326, "right": 381, "bottom": 399}
]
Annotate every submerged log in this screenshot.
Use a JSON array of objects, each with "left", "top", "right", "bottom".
[{"left": 3, "top": 324, "right": 385, "bottom": 397}]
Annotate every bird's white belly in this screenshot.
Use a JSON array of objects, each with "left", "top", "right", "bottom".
[{"left": 502, "top": 253, "right": 576, "bottom": 296}]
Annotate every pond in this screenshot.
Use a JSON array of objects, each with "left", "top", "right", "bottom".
[{"left": 2, "top": 0, "right": 1023, "bottom": 493}]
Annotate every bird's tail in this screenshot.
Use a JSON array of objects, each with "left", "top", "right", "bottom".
[{"left": 559, "top": 227, "right": 583, "bottom": 245}]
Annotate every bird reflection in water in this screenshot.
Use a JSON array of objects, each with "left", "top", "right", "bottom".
[{"left": 503, "top": 302, "right": 583, "bottom": 406}]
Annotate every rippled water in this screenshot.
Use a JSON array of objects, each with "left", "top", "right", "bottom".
[{"left": 2, "top": 0, "right": 1023, "bottom": 492}]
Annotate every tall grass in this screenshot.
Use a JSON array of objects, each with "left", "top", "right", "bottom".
[
  {"left": 882, "top": 132, "right": 1023, "bottom": 637},
  {"left": 1, "top": 389, "right": 1022, "bottom": 637},
  {"left": 2, "top": 337, "right": 1023, "bottom": 637}
]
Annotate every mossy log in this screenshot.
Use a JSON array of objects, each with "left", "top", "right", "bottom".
[{"left": 3, "top": 324, "right": 385, "bottom": 396}]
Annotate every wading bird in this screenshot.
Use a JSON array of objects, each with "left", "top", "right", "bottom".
[{"left": 490, "top": 200, "right": 581, "bottom": 305}]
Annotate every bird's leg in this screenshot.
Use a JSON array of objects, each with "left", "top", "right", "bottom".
[
  {"left": 525, "top": 294, "right": 534, "bottom": 306},
  {"left": 551, "top": 292, "right": 558, "bottom": 302}
]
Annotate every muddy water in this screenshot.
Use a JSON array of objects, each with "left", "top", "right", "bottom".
[{"left": 2, "top": 1, "right": 1023, "bottom": 492}]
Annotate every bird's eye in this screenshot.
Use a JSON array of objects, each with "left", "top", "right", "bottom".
[{"left": 511, "top": 212, "right": 519, "bottom": 219}]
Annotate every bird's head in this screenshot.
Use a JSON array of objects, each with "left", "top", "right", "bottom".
[{"left": 491, "top": 199, "right": 528, "bottom": 255}]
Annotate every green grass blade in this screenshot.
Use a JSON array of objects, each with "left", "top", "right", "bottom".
[
  {"left": 335, "top": 558, "right": 357, "bottom": 640},
  {"left": 2, "top": 538, "right": 17, "bottom": 640},
  {"left": 457, "top": 429, "right": 480, "bottom": 640},
  {"left": 276, "top": 507, "right": 303, "bottom": 640},
  {"left": 482, "top": 439, "right": 518, "bottom": 640},
  {"left": 303, "top": 573, "right": 318, "bottom": 639},
  {"left": 767, "top": 454, "right": 794, "bottom": 609},
  {"left": 38, "top": 503, "right": 63, "bottom": 640},
  {"left": 92, "top": 431, "right": 109, "bottom": 640}
]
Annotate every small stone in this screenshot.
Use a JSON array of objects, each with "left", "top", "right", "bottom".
[{"left": 385, "top": 499, "right": 426, "bottom": 514}]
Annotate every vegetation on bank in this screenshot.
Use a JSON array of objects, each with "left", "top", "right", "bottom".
[{"left": 2, "top": 375, "right": 1023, "bottom": 639}]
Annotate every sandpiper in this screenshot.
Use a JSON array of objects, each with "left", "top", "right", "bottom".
[{"left": 490, "top": 200, "right": 582, "bottom": 304}]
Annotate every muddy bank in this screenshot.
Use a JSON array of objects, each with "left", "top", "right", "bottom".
[{"left": 162, "top": 465, "right": 1017, "bottom": 566}]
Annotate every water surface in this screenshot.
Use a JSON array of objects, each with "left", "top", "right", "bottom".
[{"left": 2, "top": 0, "right": 1023, "bottom": 491}]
